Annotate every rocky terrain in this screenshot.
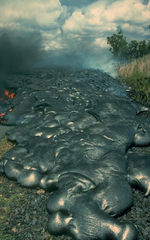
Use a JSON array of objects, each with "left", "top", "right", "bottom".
[{"left": 0, "top": 67, "right": 150, "bottom": 240}]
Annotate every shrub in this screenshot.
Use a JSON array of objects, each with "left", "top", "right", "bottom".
[
  {"left": 107, "top": 30, "right": 150, "bottom": 61},
  {"left": 119, "top": 54, "right": 150, "bottom": 106}
]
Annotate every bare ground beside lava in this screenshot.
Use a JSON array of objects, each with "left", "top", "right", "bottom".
[{"left": 0, "top": 68, "right": 150, "bottom": 240}]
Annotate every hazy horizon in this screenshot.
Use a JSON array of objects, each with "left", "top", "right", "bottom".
[{"left": 0, "top": 0, "right": 150, "bottom": 76}]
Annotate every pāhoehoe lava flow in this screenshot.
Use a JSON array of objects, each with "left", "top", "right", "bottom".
[{"left": 0, "top": 68, "right": 150, "bottom": 240}]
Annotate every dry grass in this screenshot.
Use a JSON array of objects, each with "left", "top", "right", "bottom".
[
  {"left": 119, "top": 54, "right": 150, "bottom": 106},
  {"left": 0, "top": 137, "right": 15, "bottom": 159},
  {"left": 0, "top": 137, "right": 16, "bottom": 240},
  {"left": 119, "top": 54, "right": 150, "bottom": 79}
]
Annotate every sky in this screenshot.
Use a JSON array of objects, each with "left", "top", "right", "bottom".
[{"left": 0, "top": 0, "right": 150, "bottom": 76}]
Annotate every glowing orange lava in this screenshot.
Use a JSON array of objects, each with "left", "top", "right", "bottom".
[
  {"left": 4, "top": 90, "right": 15, "bottom": 99},
  {"left": 0, "top": 90, "right": 15, "bottom": 119},
  {"left": 0, "top": 112, "right": 6, "bottom": 118}
]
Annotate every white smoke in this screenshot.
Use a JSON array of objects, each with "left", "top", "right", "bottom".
[{"left": 0, "top": 0, "right": 149, "bottom": 76}]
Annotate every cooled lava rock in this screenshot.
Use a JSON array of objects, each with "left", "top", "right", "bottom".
[{"left": 0, "top": 68, "right": 150, "bottom": 240}]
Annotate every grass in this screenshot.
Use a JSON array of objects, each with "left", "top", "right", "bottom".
[
  {"left": 0, "top": 137, "right": 14, "bottom": 159},
  {"left": 119, "top": 54, "right": 150, "bottom": 106},
  {"left": 0, "top": 137, "right": 18, "bottom": 240},
  {"left": 0, "top": 176, "right": 25, "bottom": 240}
]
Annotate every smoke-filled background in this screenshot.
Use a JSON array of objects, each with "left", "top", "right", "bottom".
[{"left": 0, "top": 0, "right": 150, "bottom": 77}]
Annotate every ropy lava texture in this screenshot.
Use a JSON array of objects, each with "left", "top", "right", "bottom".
[{"left": 0, "top": 68, "right": 150, "bottom": 240}]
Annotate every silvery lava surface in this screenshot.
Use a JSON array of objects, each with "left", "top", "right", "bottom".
[{"left": 0, "top": 68, "right": 150, "bottom": 240}]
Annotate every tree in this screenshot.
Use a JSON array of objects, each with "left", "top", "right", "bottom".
[
  {"left": 107, "top": 30, "right": 128, "bottom": 61},
  {"left": 107, "top": 30, "right": 150, "bottom": 61},
  {"left": 138, "top": 40, "right": 149, "bottom": 57},
  {"left": 128, "top": 40, "right": 139, "bottom": 59}
]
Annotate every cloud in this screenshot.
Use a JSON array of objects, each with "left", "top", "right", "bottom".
[
  {"left": 0, "top": 0, "right": 63, "bottom": 49},
  {"left": 0, "top": 0, "right": 62, "bottom": 29},
  {"left": 0, "top": 0, "right": 63, "bottom": 74},
  {"left": 1, "top": 0, "right": 149, "bottom": 51},
  {"left": 55, "top": 0, "right": 150, "bottom": 76},
  {"left": 106, "top": 0, "right": 150, "bottom": 23},
  {"left": 0, "top": 0, "right": 150, "bottom": 76},
  {"left": 63, "top": 0, "right": 150, "bottom": 37}
]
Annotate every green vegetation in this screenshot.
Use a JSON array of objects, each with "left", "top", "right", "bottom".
[
  {"left": 107, "top": 30, "right": 150, "bottom": 106},
  {"left": 119, "top": 54, "right": 150, "bottom": 106},
  {"left": 0, "top": 137, "right": 14, "bottom": 159},
  {"left": 0, "top": 138, "right": 17, "bottom": 240},
  {"left": 107, "top": 30, "right": 150, "bottom": 61},
  {"left": 0, "top": 177, "right": 24, "bottom": 240},
  {"left": 0, "top": 175, "right": 26, "bottom": 240}
]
